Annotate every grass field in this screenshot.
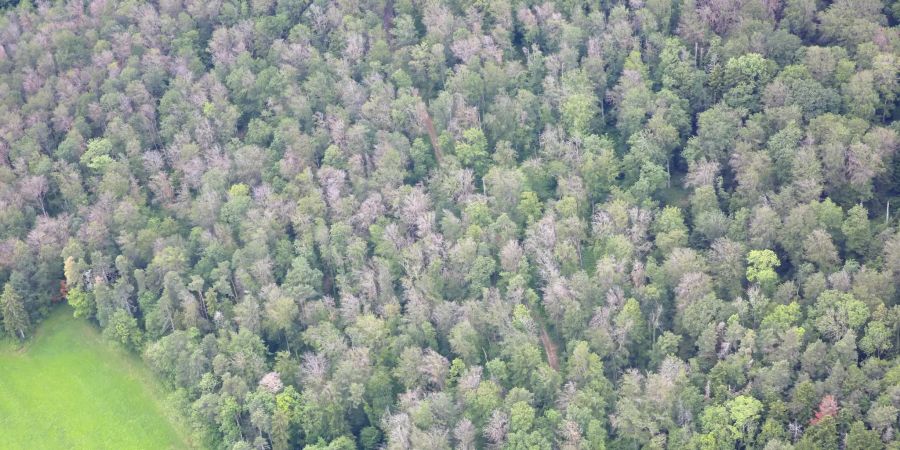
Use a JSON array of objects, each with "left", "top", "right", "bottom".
[{"left": 0, "top": 307, "right": 192, "bottom": 449}]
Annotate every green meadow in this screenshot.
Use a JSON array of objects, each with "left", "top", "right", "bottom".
[{"left": 0, "top": 307, "right": 191, "bottom": 449}]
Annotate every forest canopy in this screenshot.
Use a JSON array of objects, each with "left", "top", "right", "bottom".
[{"left": 0, "top": 0, "right": 899, "bottom": 448}]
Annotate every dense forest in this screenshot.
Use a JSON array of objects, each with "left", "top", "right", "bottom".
[{"left": 1, "top": 0, "right": 899, "bottom": 448}]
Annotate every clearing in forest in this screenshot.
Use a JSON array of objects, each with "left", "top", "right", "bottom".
[{"left": 0, "top": 307, "right": 191, "bottom": 449}]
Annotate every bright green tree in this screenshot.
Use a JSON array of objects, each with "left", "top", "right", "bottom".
[
  {"left": 456, "top": 128, "right": 491, "bottom": 177},
  {"left": 746, "top": 249, "right": 780, "bottom": 288}
]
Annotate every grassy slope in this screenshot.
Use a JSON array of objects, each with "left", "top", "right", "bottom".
[{"left": 0, "top": 307, "right": 192, "bottom": 449}]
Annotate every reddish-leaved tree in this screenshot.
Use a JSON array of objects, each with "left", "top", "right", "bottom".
[{"left": 810, "top": 395, "right": 839, "bottom": 426}]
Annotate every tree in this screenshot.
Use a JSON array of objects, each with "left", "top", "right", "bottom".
[
  {"left": 843, "top": 71, "right": 879, "bottom": 121},
  {"left": 505, "top": 401, "right": 552, "bottom": 450},
  {"left": 747, "top": 249, "right": 780, "bottom": 290},
  {"left": 845, "top": 420, "right": 883, "bottom": 450},
  {"left": 718, "top": 53, "right": 774, "bottom": 111},
  {"left": 66, "top": 286, "right": 95, "bottom": 320},
  {"left": 80, "top": 138, "right": 115, "bottom": 172},
  {"left": 611, "top": 370, "right": 658, "bottom": 446},
  {"left": 866, "top": 405, "right": 898, "bottom": 443},
  {"left": 517, "top": 191, "right": 543, "bottom": 226},
  {"left": 796, "top": 415, "right": 838, "bottom": 450},
  {"left": 783, "top": 0, "right": 818, "bottom": 37},
  {"left": 561, "top": 90, "right": 598, "bottom": 137},
  {"left": 810, "top": 395, "right": 838, "bottom": 426},
  {"left": 802, "top": 229, "right": 840, "bottom": 272},
  {"left": 813, "top": 290, "right": 870, "bottom": 341},
  {"left": 1, "top": 283, "right": 29, "bottom": 340},
  {"left": 842, "top": 205, "right": 872, "bottom": 258},
  {"left": 683, "top": 103, "right": 742, "bottom": 165},
  {"left": 728, "top": 395, "right": 764, "bottom": 446},
  {"left": 271, "top": 410, "right": 291, "bottom": 450},
  {"left": 871, "top": 53, "right": 898, "bottom": 120},
  {"left": 455, "top": 128, "right": 490, "bottom": 177},
  {"left": 709, "top": 238, "right": 746, "bottom": 299},
  {"left": 653, "top": 206, "right": 689, "bottom": 255},
  {"left": 103, "top": 309, "right": 143, "bottom": 351},
  {"left": 859, "top": 320, "right": 893, "bottom": 357}
]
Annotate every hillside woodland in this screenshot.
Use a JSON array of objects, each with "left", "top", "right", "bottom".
[{"left": 1, "top": 0, "right": 900, "bottom": 448}]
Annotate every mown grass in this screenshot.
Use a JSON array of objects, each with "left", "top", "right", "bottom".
[{"left": 0, "top": 306, "right": 192, "bottom": 449}]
